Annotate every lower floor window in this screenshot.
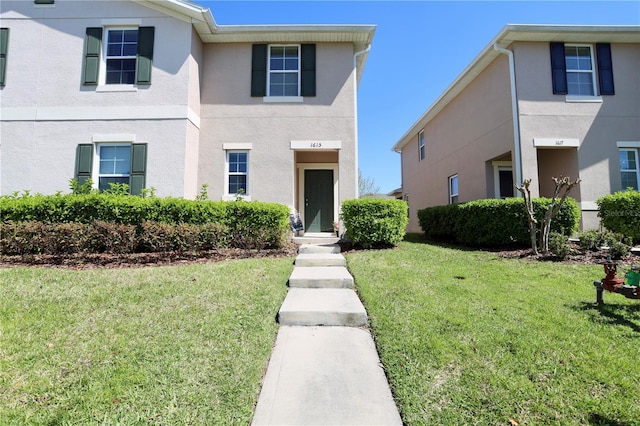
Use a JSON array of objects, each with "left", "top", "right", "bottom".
[
  {"left": 619, "top": 148, "right": 639, "bottom": 190},
  {"left": 98, "top": 144, "right": 131, "bottom": 191},
  {"left": 449, "top": 174, "right": 459, "bottom": 204},
  {"left": 227, "top": 151, "right": 248, "bottom": 195}
]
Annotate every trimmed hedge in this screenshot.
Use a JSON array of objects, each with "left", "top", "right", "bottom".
[
  {"left": 597, "top": 191, "right": 640, "bottom": 242},
  {"left": 0, "top": 194, "right": 291, "bottom": 251},
  {"left": 418, "top": 197, "right": 580, "bottom": 247},
  {"left": 341, "top": 198, "right": 408, "bottom": 249}
]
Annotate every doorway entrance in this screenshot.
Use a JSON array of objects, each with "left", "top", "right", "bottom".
[{"left": 304, "top": 169, "right": 334, "bottom": 232}]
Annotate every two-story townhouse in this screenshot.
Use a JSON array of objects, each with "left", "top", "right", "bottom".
[
  {"left": 393, "top": 24, "right": 640, "bottom": 233},
  {"left": 0, "top": 0, "right": 375, "bottom": 233}
]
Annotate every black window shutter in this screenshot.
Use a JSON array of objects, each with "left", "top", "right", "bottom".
[
  {"left": 0, "top": 28, "right": 9, "bottom": 87},
  {"left": 301, "top": 44, "right": 316, "bottom": 97},
  {"left": 82, "top": 27, "right": 102, "bottom": 85},
  {"left": 75, "top": 144, "right": 94, "bottom": 185},
  {"left": 130, "top": 143, "right": 147, "bottom": 195},
  {"left": 251, "top": 44, "right": 267, "bottom": 97},
  {"left": 136, "top": 27, "right": 154, "bottom": 85},
  {"left": 549, "top": 42, "right": 567, "bottom": 95},
  {"left": 596, "top": 43, "right": 615, "bottom": 95}
]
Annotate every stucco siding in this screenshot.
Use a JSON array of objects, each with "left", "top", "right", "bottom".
[
  {"left": 198, "top": 43, "right": 357, "bottom": 206},
  {"left": 401, "top": 55, "right": 514, "bottom": 232}
]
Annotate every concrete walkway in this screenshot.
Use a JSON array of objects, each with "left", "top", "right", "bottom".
[{"left": 251, "top": 235, "right": 402, "bottom": 425}]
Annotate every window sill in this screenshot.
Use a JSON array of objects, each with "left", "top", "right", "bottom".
[
  {"left": 96, "top": 85, "right": 138, "bottom": 93},
  {"left": 222, "top": 195, "right": 252, "bottom": 201},
  {"left": 263, "top": 96, "right": 303, "bottom": 103},
  {"left": 565, "top": 95, "right": 603, "bottom": 103}
]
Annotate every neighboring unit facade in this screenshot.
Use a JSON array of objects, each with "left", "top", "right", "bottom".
[
  {"left": 393, "top": 24, "right": 640, "bottom": 233},
  {"left": 0, "top": 0, "right": 375, "bottom": 233}
]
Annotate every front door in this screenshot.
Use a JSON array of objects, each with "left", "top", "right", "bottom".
[{"left": 304, "top": 169, "right": 334, "bottom": 232}]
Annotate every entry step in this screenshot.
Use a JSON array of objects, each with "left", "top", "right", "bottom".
[
  {"left": 277, "top": 288, "right": 368, "bottom": 327},
  {"left": 288, "top": 266, "right": 354, "bottom": 288},
  {"left": 295, "top": 253, "right": 347, "bottom": 267},
  {"left": 297, "top": 243, "right": 341, "bottom": 254}
]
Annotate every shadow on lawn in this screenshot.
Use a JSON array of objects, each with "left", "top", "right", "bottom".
[
  {"left": 588, "top": 412, "right": 632, "bottom": 426},
  {"left": 577, "top": 301, "right": 640, "bottom": 334}
]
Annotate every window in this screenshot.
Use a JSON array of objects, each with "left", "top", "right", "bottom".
[
  {"left": 227, "top": 151, "right": 248, "bottom": 195},
  {"left": 98, "top": 145, "right": 131, "bottom": 190},
  {"left": 418, "top": 130, "right": 425, "bottom": 161},
  {"left": 82, "top": 26, "right": 154, "bottom": 86},
  {"left": 564, "top": 45, "right": 596, "bottom": 96},
  {"left": 251, "top": 44, "right": 315, "bottom": 98},
  {"left": 550, "top": 42, "right": 614, "bottom": 96},
  {"left": 449, "top": 175, "right": 459, "bottom": 204},
  {"left": 105, "top": 29, "right": 138, "bottom": 84},
  {"left": 74, "top": 143, "right": 147, "bottom": 195},
  {"left": 619, "top": 149, "right": 639, "bottom": 190},
  {"left": 269, "top": 45, "right": 300, "bottom": 96}
]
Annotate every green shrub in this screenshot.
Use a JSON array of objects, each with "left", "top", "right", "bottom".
[
  {"left": 417, "top": 197, "right": 580, "bottom": 247},
  {"left": 597, "top": 190, "right": 640, "bottom": 242},
  {"left": 548, "top": 232, "right": 571, "bottom": 259},
  {"left": 341, "top": 199, "right": 408, "bottom": 249},
  {"left": 576, "top": 228, "right": 632, "bottom": 260}
]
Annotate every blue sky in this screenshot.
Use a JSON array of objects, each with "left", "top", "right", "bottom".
[{"left": 201, "top": 1, "right": 640, "bottom": 194}]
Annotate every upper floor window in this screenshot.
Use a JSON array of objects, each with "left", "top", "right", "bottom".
[
  {"left": 251, "top": 44, "right": 315, "bottom": 99},
  {"left": 105, "top": 29, "right": 138, "bottom": 85},
  {"left": 564, "top": 45, "right": 596, "bottom": 96},
  {"left": 550, "top": 42, "right": 614, "bottom": 97},
  {"left": 82, "top": 26, "right": 154, "bottom": 87},
  {"left": 418, "top": 130, "right": 425, "bottom": 161},
  {"left": 269, "top": 45, "right": 300, "bottom": 96},
  {"left": 619, "top": 148, "right": 639, "bottom": 190},
  {"left": 449, "top": 174, "right": 459, "bottom": 204}
]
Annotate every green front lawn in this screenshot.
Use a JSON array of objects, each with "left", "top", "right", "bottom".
[
  {"left": 0, "top": 258, "right": 293, "bottom": 424},
  {"left": 347, "top": 236, "right": 640, "bottom": 425}
]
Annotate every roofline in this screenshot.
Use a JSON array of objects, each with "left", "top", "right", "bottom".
[{"left": 391, "top": 24, "right": 640, "bottom": 153}]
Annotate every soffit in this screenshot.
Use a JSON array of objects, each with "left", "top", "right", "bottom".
[{"left": 392, "top": 24, "right": 640, "bottom": 152}]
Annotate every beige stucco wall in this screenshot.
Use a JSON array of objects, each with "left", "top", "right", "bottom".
[
  {"left": 0, "top": 0, "right": 196, "bottom": 196},
  {"left": 514, "top": 41, "right": 640, "bottom": 228},
  {"left": 401, "top": 55, "right": 514, "bottom": 232},
  {"left": 198, "top": 42, "right": 358, "bottom": 209}
]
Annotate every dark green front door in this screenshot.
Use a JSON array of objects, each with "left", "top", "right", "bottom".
[{"left": 304, "top": 169, "right": 334, "bottom": 232}]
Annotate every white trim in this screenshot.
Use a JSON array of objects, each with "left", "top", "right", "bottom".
[
  {"left": 290, "top": 140, "right": 341, "bottom": 150},
  {"left": 564, "top": 43, "right": 598, "bottom": 97},
  {"left": 296, "top": 163, "right": 339, "bottom": 231},
  {"left": 101, "top": 27, "right": 139, "bottom": 87},
  {"left": 418, "top": 130, "right": 425, "bottom": 161},
  {"left": 533, "top": 138, "right": 579, "bottom": 148},
  {"left": 263, "top": 96, "right": 303, "bottom": 103},
  {"left": 92, "top": 134, "right": 136, "bottom": 143},
  {"left": 224, "top": 150, "right": 249, "bottom": 197},
  {"left": 223, "top": 143, "right": 253, "bottom": 150},
  {"left": 492, "top": 161, "right": 513, "bottom": 199},
  {"left": 94, "top": 143, "right": 133, "bottom": 191},
  {"left": 0, "top": 106, "right": 190, "bottom": 121},
  {"left": 449, "top": 174, "right": 459, "bottom": 204},
  {"left": 581, "top": 201, "right": 599, "bottom": 211},
  {"left": 187, "top": 107, "right": 201, "bottom": 129},
  {"left": 617, "top": 141, "right": 640, "bottom": 148},
  {"left": 96, "top": 85, "right": 137, "bottom": 93},
  {"left": 267, "top": 44, "right": 301, "bottom": 97},
  {"left": 565, "top": 96, "right": 603, "bottom": 103}
]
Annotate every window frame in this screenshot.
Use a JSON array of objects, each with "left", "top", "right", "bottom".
[
  {"left": 418, "top": 130, "right": 425, "bottom": 161},
  {"left": 101, "top": 27, "right": 139, "bottom": 87},
  {"left": 225, "top": 150, "right": 249, "bottom": 197},
  {"left": 449, "top": 174, "right": 459, "bottom": 204},
  {"left": 619, "top": 148, "right": 639, "bottom": 191},
  {"left": 267, "top": 44, "right": 301, "bottom": 97},
  {"left": 95, "top": 143, "right": 132, "bottom": 191},
  {"left": 564, "top": 43, "right": 597, "bottom": 97}
]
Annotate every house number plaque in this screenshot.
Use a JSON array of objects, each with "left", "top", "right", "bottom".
[{"left": 290, "top": 140, "right": 342, "bottom": 150}]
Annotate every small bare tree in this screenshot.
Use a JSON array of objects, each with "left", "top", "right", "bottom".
[
  {"left": 358, "top": 170, "right": 380, "bottom": 198},
  {"left": 515, "top": 176, "right": 580, "bottom": 255}
]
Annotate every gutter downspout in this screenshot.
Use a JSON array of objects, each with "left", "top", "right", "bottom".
[
  {"left": 353, "top": 45, "right": 371, "bottom": 198},
  {"left": 493, "top": 43, "right": 523, "bottom": 195}
]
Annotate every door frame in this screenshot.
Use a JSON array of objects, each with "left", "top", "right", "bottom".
[{"left": 297, "top": 163, "right": 339, "bottom": 233}]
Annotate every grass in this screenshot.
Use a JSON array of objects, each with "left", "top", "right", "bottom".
[
  {"left": 346, "top": 235, "right": 640, "bottom": 426},
  {"left": 0, "top": 257, "right": 293, "bottom": 424}
]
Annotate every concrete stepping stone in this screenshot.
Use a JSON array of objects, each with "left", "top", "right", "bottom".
[
  {"left": 294, "top": 253, "right": 347, "bottom": 267},
  {"left": 297, "top": 243, "right": 341, "bottom": 254},
  {"left": 288, "top": 266, "right": 354, "bottom": 288},
  {"left": 277, "top": 288, "right": 368, "bottom": 327},
  {"left": 251, "top": 326, "right": 402, "bottom": 425}
]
